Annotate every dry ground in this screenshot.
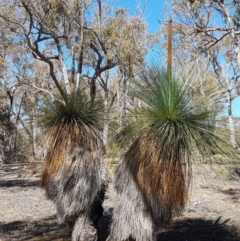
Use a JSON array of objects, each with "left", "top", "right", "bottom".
[{"left": 0, "top": 162, "right": 240, "bottom": 241}]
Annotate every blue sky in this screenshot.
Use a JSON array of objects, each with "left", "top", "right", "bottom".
[
  {"left": 115, "top": 0, "right": 170, "bottom": 33},
  {"left": 114, "top": 0, "right": 240, "bottom": 117},
  {"left": 232, "top": 98, "right": 240, "bottom": 117}
]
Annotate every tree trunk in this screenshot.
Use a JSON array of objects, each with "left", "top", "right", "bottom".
[
  {"left": 31, "top": 108, "right": 37, "bottom": 159},
  {"left": 75, "top": 7, "right": 85, "bottom": 94},
  {"left": 55, "top": 39, "right": 71, "bottom": 95},
  {"left": 14, "top": 94, "right": 25, "bottom": 154},
  {"left": 118, "top": 78, "right": 127, "bottom": 131},
  {"left": 103, "top": 88, "right": 109, "bottom": 146},
  {"left": 227, "top": 90, "right": 236, "bottom": 148},
  {"left": 59, "top": 53, "right": 71, "bottom": 95}
]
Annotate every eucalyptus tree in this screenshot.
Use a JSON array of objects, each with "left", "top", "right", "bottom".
[
  {"left": 0, "top": 0, "right": 156, "bottom": 137},
  {"left": 0, "top": 1, "right": 154, "bottom": 98},
  {"left": 0, "top": 95, "right": 14, "bottom": 163},
  {"left": 107, "top": 66, "right": 239, "bottom": 241},
  {"left": 0, "top": 29, "right": 47, "bottom": 162},
  {"left": 159, "top": 0, "right": 240, "bottom": 147}
]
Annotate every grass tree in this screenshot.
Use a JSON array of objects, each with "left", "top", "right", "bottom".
[
  {"left": 107, "top": 66, "right": 239, "bottom": 241},
  {"left": 39, "top": 91, "right": 110, "bottom": 241}
]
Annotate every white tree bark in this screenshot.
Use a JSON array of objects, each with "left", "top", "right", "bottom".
[
  {"left": 118, "top": 79, "right": 127, "bottom": 131},
  {"left": 117, "top": 77, "right": 122, "bottom": 131},
  {"left": 218, "top": 2, "right": 238, "bottom": 148},
  {"left": 30, "top": 104, "right": 37, "bottom": 159},
  {"left": 103, "top": 89, "right": 109, "bottom": 146},
  {"left": 75, "top": 7, "right": 85, "bottom": 93},
  {"left": 58, "top": 49, "right": 71, "bottom": 95},
  {"left": 224, "top": 73, "right": 236, "bottom": 148},
  {"left": 228, "top": 113, "right": 236, "bottom": 148}
]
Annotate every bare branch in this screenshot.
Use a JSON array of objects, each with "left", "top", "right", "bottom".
[{"left": 29, "top": 80, "right": 55, "bottom": 100}]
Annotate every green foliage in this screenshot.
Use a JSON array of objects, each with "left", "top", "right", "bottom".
[
  {"left": 115, "top": 65, "right": 231, "bottom": 157},
  {"left": 39, "top": 91, "right": 105, "bottom": 132}
]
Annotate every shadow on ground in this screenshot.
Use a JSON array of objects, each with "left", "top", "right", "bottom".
[
  {"left": 0, "top": 215, "right": 71, "bottom": 241},
  {"left": 0, "top": 214, "right": 239, "bottom": 241},
  {"left": 98, "top": 214, "right": 240, "bottom": 241},
  {"left": 158, "top": 217, "right": 240, "bottom": 241},
  {"left": 0, "top": 179, "right": 39, "bottom": 188}
]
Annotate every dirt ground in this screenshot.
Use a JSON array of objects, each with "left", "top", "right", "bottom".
[{"left": 0, "top": 162, "right": 240, "bottom": 241}]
